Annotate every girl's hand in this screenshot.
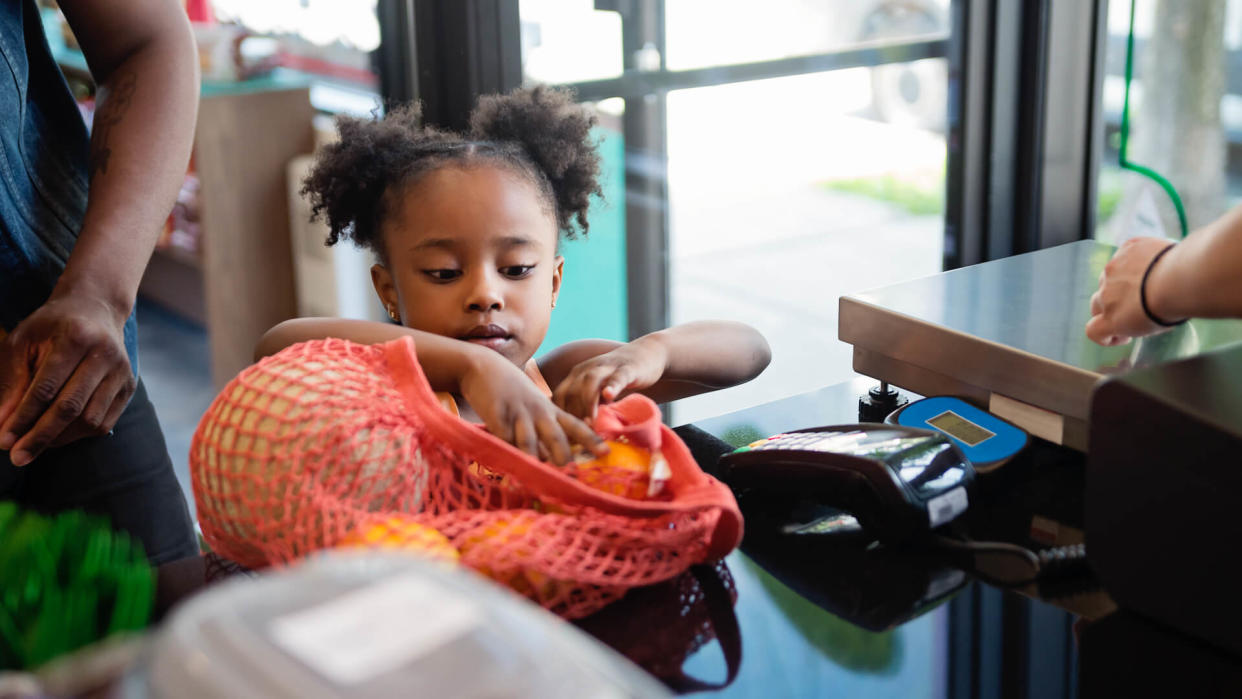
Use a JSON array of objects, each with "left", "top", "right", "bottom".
[
  {"left": 552, "top": 338, "right": 668, "bottom": 420},
  {"left": 458, "top": 350, "right": 606, "bottom": 465},
  {"left": 1086, "top": 237, "right": 1181, "bottom": 346}
]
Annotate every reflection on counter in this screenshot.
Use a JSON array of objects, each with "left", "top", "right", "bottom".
[
  {"left": 740, "top": 497, "right": 967, "bottom": 637},
  {"left": 746, "top": 558, "right": 906, "bottom": 675},
  {"left": 575, "top": 561, "right": 741, "bottom": 693}
]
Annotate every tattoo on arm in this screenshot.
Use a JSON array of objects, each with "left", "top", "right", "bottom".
[{"left": 89, "top": 71, "right": 137, "bottom": 181}]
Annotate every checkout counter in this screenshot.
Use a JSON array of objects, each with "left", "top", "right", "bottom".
[
  {"left": 139, "top": 241, "right": 1241, "bottom": 697},
  {"left": 669, "top": 240, "right": 1242, "bottom": 696}
]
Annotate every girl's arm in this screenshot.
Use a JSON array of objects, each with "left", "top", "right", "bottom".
[
  {"left": 260, "top": 318, "right": 412, "bottom": 359},
  {"left": 257, "top": 317, "right": 505, "bottom": 394},
  {"left": 257, "top": 318, "right": 603, "bottom": 463},
  {"left": 1087, "top": 205, "right": 1242, "bottom": 345},
  {"left": 544, "top": 320, "right": 771, "bottom": 418}
]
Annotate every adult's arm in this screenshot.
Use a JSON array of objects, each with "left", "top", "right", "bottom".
[
  {"left": 0, "top": 0, "right": 198, "bottom": 466},
  {"left": 1087, "top": 205, "right": 1242, "bottom": 345}
]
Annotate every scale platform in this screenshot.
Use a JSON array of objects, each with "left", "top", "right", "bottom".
[{"left": 839, "top": 241, "right": 1242, "bottom": 450}]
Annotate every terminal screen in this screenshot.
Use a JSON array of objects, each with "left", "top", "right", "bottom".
[{"left": 927, "top": 410, "right": 995, "bottom": 446}]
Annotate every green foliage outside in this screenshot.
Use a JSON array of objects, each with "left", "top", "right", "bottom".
[
  {"left": 1096, "top": 166, "right": 1125, "bottom": 226},
  {"left": 821, "top": 159, "right": 946, "bottom": 217},
  {"left": 822, "top": 175, "right": 944, "bottom": 216},
  {"left": 822, "top": 159, "right": 1127, "bottom": 229}
]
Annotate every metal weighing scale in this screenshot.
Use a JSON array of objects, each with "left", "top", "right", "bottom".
[{"left": 839, "top": 241, "right": 1242, "bottom": 450}]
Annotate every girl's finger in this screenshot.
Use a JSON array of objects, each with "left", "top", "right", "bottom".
[
  {"left": 535, "top": 415, "right": 572, "bottom": 465},
  {"left": 555, "top": 373, "right": 586, "bottom": 418},
  {"left": 558, "top": 411, "right": 607, "bottom": 456},
  {"left": 486, "top": 409, "right": 516, "bottom": 445},
  {"left": 600, "top": 368, "right": 632, "bottom": 403},
  {"left": 553, "top": 367, "right": 593, "bottom": 414},
  {"left": 575, "top": 368, "right": 615, "bottom": 418},
  {"left": 513, "top": 413, "right": 539, "bottom": 457},
  {"left": 552, "top": 380, "right": 570, "bottom": 410},
  {"left": 571, "top": 382, "right": 600, "bottom": 422}
]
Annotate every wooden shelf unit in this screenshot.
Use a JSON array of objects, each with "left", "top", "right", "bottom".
[{"left": 139, "top": 87, "right": 314, "bottom": 388}]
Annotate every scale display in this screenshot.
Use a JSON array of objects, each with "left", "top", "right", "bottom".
[
  {"left": 926, "top": 411, "right": 995, "bottom": 446},
  {"left": 888, "top": 396, "right": 1028, "bottom": 472}
]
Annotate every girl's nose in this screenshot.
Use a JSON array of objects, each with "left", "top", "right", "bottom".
[{"left": 465, "top": 272, "right": 504, "bottom": 312}]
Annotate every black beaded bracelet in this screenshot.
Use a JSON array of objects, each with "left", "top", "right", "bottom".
[{"left": 1139, "top": 243, "right": 1186, "bottom": 327}]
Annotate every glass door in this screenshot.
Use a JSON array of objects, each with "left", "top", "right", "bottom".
[
  {"left": 1095, "top": 0, "right": 1242, "bottom": 243},
  {"left": 521, "top": 0, "right": 955, "bottom": 423}
]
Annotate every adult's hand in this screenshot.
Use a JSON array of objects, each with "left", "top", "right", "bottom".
[
  {"left": 0, "top": 293, "right": 135, "bottom": 466},
  {"left": 1086, "top": 237, "right": 1181, "bottom": 346}
]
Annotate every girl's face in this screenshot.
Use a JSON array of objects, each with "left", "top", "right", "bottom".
[{"left": 372, "top": 164, "right": 563, "bottom": 368}]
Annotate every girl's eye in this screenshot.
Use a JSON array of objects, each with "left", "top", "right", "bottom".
[
  {"left": 423, "top": 269, "right": 461, "bottom": 281},
  {"left": 501, "top": 265, "right": 535, "bottom": 279}
]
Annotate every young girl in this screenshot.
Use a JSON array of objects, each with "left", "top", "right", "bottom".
[{"left": 257, "top": 86, "right": 770, "bottom": 466}]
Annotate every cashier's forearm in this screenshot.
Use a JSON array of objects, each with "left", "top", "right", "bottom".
[{"left": 1147, "top": 205, "right": 1242, "bottom": 322}]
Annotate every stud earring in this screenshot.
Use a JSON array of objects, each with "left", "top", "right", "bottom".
[{"left": 387, "top": 305, "right": 400, "bottom": 322}]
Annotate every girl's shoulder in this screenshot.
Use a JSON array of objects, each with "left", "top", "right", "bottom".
[{"left": 523, "top": 358, "right": 553, "bottom": 398}]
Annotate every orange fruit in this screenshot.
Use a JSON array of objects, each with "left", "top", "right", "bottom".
[
  {"left": 456, "top": 516, "right": 570, "bottom": 601},
  {"left": 337, "top": 515, "right": 460, "bottom": 565},
  {"left": 570, "top": 440, "right": 670, "bottom": 500}
]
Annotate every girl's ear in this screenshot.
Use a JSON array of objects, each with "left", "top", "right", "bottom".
[
  {"left": 551, "top": 255, "right": 564, "bottom": 308},
  {"left": 371, "top": 264, "right": 400, "bottom": 318}
]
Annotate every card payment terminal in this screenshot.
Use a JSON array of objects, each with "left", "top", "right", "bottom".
[{"left": 718, "top": 425, "right": 975, "bottom": 543}]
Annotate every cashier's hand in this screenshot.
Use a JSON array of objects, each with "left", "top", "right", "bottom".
[
  {"left": 0, "top": 293, "right": 135, "bottom": 466},
  {"left": 1086, "top": 237, "right": 1181, "bottom": 347}
]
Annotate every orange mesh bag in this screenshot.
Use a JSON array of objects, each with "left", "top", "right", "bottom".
[{"left": 190, "top": 337, "right": 743, "bottom": 618}]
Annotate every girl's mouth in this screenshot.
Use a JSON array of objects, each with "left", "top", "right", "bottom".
[
  {"left": 465, "top": 336, "right": 512, "bottom": 351},
  {"left": 461, "top": 325, "right": 514, "bottom": 351}
]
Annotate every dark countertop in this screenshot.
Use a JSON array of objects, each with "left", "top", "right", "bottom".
[
  {"left": 153, "top": 376, "right": 1242, "bottom": 697},
  {"left": 643, "top": 377, "right": 1240, "bottom": 696}
]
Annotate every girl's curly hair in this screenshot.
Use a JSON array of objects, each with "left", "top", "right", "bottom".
[{"left": 300, "top": 85, "right": 602, "bottom": 259}]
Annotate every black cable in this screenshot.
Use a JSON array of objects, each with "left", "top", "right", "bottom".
[{"left": 926, "top": 534, "right": 1093, "bottom": 593}]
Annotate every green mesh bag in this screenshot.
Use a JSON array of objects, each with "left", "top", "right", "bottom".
[{"left": 0, "top": 502, "right": 154, "bottom": 670}]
